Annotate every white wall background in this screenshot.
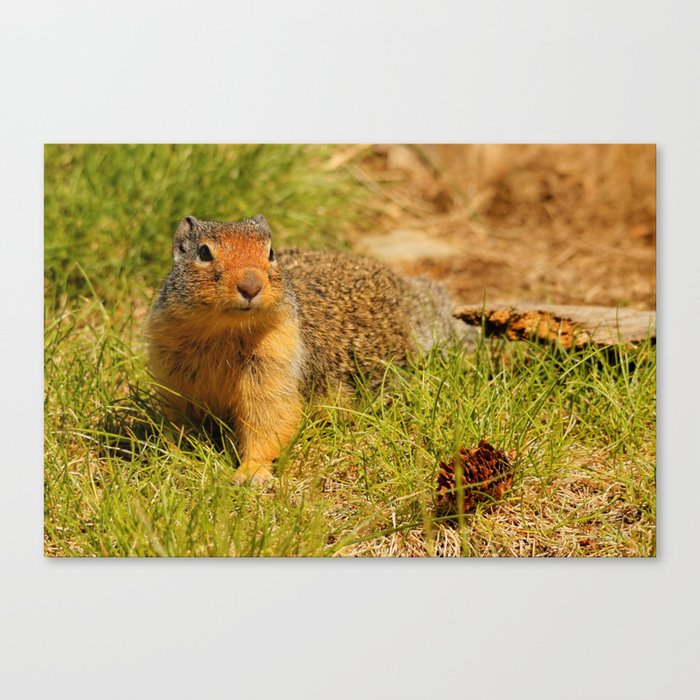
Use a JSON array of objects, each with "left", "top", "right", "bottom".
[{"left": 1, "top": 1, "right": 696, "bottom": 698}]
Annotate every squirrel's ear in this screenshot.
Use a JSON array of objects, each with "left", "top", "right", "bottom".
[
  {"left": 252, "top": 214, "right": 271, "bottom": 234},
  {"left": 173, "top": 216, "right": 197, "bottom": 260},
  {"left": 174, "top": 215, "right": 197, "bottom": 235}
]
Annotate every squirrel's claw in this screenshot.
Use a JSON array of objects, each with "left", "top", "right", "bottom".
[{"left": 233, "top": 464, "right": 273, "bottom": 486}]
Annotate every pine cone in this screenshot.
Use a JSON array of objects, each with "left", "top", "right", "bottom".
[{"left": 436, "top": 440, "right": 515, "bottom": 514}]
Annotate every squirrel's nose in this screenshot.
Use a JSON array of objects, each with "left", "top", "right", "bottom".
[{"left": 237, "top": 272, "right": 263, "bottom": 301}]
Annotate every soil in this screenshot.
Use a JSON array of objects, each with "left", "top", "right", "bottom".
[{"left": 350, "top": 144, "right": 656, "bottom": 310}]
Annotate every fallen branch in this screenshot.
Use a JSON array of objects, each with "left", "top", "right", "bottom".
[{"left": 454, "top": 303, "right": 656, "bottom": 349}]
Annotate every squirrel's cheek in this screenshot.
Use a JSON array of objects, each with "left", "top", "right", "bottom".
[{"left": 193, "top": 286, "right": 218, "bottom": 307}]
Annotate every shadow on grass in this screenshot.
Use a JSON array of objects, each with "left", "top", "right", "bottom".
[{"left": 95, "top": 384, "right": 240, "bottom": 463}]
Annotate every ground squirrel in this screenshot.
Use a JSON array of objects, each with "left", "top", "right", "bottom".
[{"left": 146, "top": 215, "right": 469, "bottom": 483}]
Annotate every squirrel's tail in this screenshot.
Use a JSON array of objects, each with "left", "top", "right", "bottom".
[{"left": 406, "top": 278, "right": 480, "bottom": 352}]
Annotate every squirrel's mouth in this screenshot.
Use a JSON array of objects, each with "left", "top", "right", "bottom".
[{"left": 222, "top": 303, "right": 256, "bottom": 313}]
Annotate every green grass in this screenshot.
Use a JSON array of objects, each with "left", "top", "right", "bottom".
[{"left": 44, "top": 144, "right": 656, "bottom": 557}]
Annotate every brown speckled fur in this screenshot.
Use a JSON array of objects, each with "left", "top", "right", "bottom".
[
  {"left": 279, "top": 248, "right": 457, "bottom": 397},
  {"left": 146, "top": 215, "right": 465, "bottom": 484}
]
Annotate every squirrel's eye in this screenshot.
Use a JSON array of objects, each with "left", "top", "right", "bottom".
[
  {"left": 198, "top": 244, "right": 213, "bottom": 262},
  {"left": 178, "top": 244, "right": 186, "bottom": 255},
  {"left": 269, "top": 248, "right": 275, "bottom": 262}
]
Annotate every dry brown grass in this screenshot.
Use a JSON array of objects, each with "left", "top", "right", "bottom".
[{"left": 331, "top": 450, "right": 655, "bottom": 558}]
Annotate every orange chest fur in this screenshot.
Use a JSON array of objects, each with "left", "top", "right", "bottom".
[{"left": 149, "top": 320, "right": 303, "bottom": 417}]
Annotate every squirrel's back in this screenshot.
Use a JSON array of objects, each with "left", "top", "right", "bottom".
[{"left": 278, "top": 248, "right": 459, "bottom": 394}]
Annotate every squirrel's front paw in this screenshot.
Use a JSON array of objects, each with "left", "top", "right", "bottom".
[{"left": 233, "top": 463, "right": 273, "bottom": 486}]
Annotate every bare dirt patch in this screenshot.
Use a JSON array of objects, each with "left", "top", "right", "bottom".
[{"left": 349, "top": 144, "right": 655, "bottom": 310}]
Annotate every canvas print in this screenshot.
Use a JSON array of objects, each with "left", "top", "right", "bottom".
[{"left": 44, "top": 144, "right": 656, "bottom": 557}]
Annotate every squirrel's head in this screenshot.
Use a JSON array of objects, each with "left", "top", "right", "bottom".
[{"left": 154, "top": 214, "right": 287, "bottom": 328}]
